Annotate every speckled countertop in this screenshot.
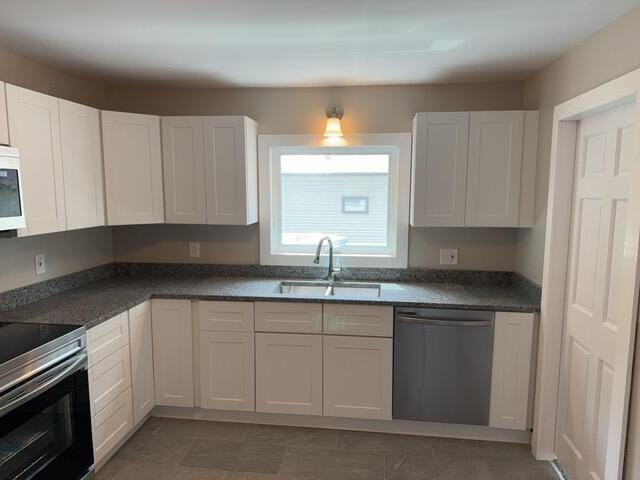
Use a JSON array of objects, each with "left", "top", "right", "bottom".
[{"left": 0, "top": 274, "right": 540, "bottom": 329}]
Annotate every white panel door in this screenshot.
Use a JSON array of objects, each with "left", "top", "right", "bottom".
[
  {"left": 203, "top": 116, "right": 258, "bottom": 225},
  {"left": 0, "top": 82, "right": 8, "bottom": 145},
  {"left": 489, "top": 312, "right": 535, "bottom": 430},
  {"left": 59, "top": 99, "right": 105, "bottom": 230},
  {"left": 555, "top": 105, "right": 636, "bottom": 480},
  {"left": 323, "top": 335, "right": 392, "bottom": 420},
  {"left": 151, "top": 299, "right": 194, "bottom": 407},
  {"left": 255, "top": 333, "right": 322, "bottom": 415},
  {"left": 411, "top": 112, "right": 469, "bottom": 226},
  {"left": 162, "top": 116, "right": 206, "bottom": 224},
  {"left": 101, "top": 111, "right": 164, "bottom": 225},
  {"left": 466, "top": 111, "right": 524, "bottom": 227},
  {"left": 6, "top": 84, "right": 66, "bottom": 236},
  {"left": 200, "top": 331, "right": 255, "bottom": 411},
  {"left": 128, "top": 301, "right": 155, "bottom": 425}
]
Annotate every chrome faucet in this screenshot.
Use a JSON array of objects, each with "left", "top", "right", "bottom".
[{"left": 313, "top": 236, "right": 340, "bottom": 280}]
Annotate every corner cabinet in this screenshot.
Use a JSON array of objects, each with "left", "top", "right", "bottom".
[
  {"left": 128, "top": 301, "right": 155, "bottom": 425},
  {"left": 0, "top": 82, "right": 8, "bottom": 145},
  {"left": 6, "top": 84, "right": 66, "bottom": 236},
  {"left": 411, "top": 110, "right": 538, "bottom": 228},
  {"left": 101, "top": 111, "right": 164, "bottom": 225},
  {"left": 59, "top": 99, "right": 105, "bottom": 230},
  {"left": 161, "top": 115, "right": 258, "bottom": 225}
]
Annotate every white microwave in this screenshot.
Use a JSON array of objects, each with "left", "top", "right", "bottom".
[{"left": 0, "top": 146, "right": 25, "bottom": 231}]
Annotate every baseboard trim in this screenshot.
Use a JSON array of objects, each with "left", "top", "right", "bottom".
[{"left": 152, "top": 406, "right": 531, "bottom": 444}]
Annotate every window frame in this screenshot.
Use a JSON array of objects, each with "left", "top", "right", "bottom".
[{"left": 258, "top": 133, "right": 411, "bottom": 268}]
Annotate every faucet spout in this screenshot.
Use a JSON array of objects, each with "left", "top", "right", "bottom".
[{"left": 313, "top": 236, "right": 337, "bottom": 280}]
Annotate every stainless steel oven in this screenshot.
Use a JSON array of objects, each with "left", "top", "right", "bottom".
[
  {"left": 0, "top": 323, "right": 93, "bottom": 479},
  {"left": 0, "top": 146, "right": 25, "bottom": 232}
]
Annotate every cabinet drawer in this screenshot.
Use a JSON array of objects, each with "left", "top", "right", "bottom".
[
  {"left": 255, "top": 302, "right": 322, "bottom": 334},
  {"left": 323, "top": 304, "right": 393, "bottom": 337},
  {"left": 92, "top": 387, "right": 133, "bottom": 464},
  {"left": 87, "top": 312, "right": 129, "bottom": 367},
  {"left": 89, "top": 345, "right": 132, "bottom": 416},
  {"left": 198, "top": 301, "right": 254, "bottom": 332}
]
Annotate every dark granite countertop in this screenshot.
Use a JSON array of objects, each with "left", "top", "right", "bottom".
[{"left": 0, "top": 274, "right": 540, "bottom": 329}]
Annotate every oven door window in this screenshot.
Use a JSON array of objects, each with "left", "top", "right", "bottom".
[
  {"left": 0, "top": 169, "right": 21, "bottom": 218},
  {"left": 0, "top": 369, "right": 93, "bottom": 480}
]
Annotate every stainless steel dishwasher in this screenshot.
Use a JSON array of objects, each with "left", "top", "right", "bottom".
[{"left": 393, "top": 307, "right": 494, "bottom": 425}]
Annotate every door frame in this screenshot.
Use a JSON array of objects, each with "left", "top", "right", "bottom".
[{"left": 533, "top": 67, "right": 640, "bottom": 480}]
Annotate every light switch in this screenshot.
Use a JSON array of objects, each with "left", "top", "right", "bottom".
[
  {"left": 35, "top": 254, "right": 46, "bottom": 274},
  {"left": 439, "top": 249, "right": 458, "bottom": 266},
  {"left": 189, "top": 242, "right": 200, "bottom": 258}
]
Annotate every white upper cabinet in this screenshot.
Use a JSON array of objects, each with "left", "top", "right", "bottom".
[
  {"left": 162, "top": 116, "right": 206, "bottom": 224},
  {"left": 161, "top": 115, "right": 258, "bottom": 225},
  {"left": 102, "top": 111, "right": 164, "bottom": 225},
  {"left": 6, "top": 84, "right": 66, "bottom": 236},
  {"left": 411, "top": 110, "right": 538, "bottom": 228},
  {"left": 203, "top": 116, "right": 258, "bottom": 225},
  {"left": 0, "top": 82, "right": 8, "bottom": 145},
  {"left": 411, "top": 112, "right": 469, "bottom": 227},
  {"left": 59, "top": 99, "right": 105, "bottom": 230}
]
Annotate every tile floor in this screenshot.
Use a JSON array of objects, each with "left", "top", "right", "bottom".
[{"left": 96, "top": 417, "right": 558, "bottom": 480}]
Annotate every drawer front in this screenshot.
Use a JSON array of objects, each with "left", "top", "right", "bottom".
[
  {"left": 323, "top": 304, "right": 394, "bottom": 337},
  {"left": 198, "top": 301, "right": 254, "bottom": 332},
  {"left": 89, "top": 345, "right": 132, "bottom": 416},
  {"left": 92, "top": 387, "right": 133, "bottom": 464},
  {"left": 87, "top": 311, "right": 129, "bottom": 367},
  {"left": 255, "top": 302, "right": 322, "bottom": 334}
]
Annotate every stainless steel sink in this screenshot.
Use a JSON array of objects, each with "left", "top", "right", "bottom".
[{"left": 279, "top": 280, "right": 381, "bottom": 298}]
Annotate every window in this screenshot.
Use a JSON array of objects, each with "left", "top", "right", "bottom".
[{"left": 259, "top": 134, "right": 411, "bottom": 268}]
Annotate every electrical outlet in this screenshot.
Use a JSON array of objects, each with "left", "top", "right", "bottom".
[
  {"left": 35, "top": 254, "right": 46, "bottom": 274},
  {"left": 189, "top": 242, "right": 200, "bottom": 258},
  {"left": 439, "top": 249, "right": 458, "bottom": 266}
]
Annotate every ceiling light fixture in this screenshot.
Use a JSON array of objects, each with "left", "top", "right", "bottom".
[{"left": 324, "top": 105, "right": 344, "bottom": 138}]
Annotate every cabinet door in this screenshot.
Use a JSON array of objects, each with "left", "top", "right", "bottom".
[
  {"left": 88, "top": 345, "right": 131, "bottom": 416},
  {"left": 203, "top": 116, "right": 258, "bottom": 225},
  {"left": 255, "top": 333, "right": 322, "bottom": 415},
  {"left": 151, "top": 299, "right": 194, "bottom": 407},
  {"left": 59, "top": 99, "right": 105, "bottom": 230},
  {"left": 101, "top": 111, "right": 163, "bottom": 225},
  {"left": 323, "top": 335, "right": 392, "bottom": 420},
  {"left": 6, "top": 84, "right": 66, "bottom": 236},
  {"left": 411, "top": 112, "right": 469, "bottom": 226},
  {"left": 200, "top": 331, "right": 255, "bottom": 411},
  {"left": 255, "top": 302, "right": 322, "bottom": 334},
  {"left": 466, "top": 111, "right": 524, "bottom": 227},
  {"left": 0, "top": 82, "right": 8, "bottom": 145},
  {"left": 489, "top": 312, "right": 534, "bottom": 430},
  {"left": 92, "top": 387, "right": 133, "bottom": 465},
  {"left": 129, "top": 301, "right": 155, "bottom": 425},
  {"left": 162, "top": 116, "right": 206, "bottom": 224}
]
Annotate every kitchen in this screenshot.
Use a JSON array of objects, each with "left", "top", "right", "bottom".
[{"left": 0, "top": 2, "right": 640, "bottom": 480}]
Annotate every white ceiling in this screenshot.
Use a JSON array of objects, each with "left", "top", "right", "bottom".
[{"left": 0, "top": 0, "right": 638, "bottom": 87}]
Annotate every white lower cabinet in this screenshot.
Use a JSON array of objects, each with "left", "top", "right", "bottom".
[
  {"left": 200, "top": 331, "right": 255, "bottom": 411},
  {"left": 255, "top": 333, "right": 323, "bottom": 415},
  {"left": 152, "top": 299, "right": 194, "bottom": 407},
  {"left": 88, "top": 345, "right": 131, "bottom": 416},
  {"left": 129, "top": 301, "right": 155, "bottom": 425},
  {"left": 92, "top": 387, "right": 133, "bottom": 464},
  {"left": 323, "top": 335, "right": 392, "bottom": 420}
]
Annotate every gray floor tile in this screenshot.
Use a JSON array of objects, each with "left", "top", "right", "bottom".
[
  {"left": 224, "top": 473, "right": 278, "bottom": 480},
  {"left": 245, "top": 424, "right": 339, "bottom": 449},
  {"left": 278, "top": 446, "right": 334, "bottom": 479},
  {"left": 180, "top": 439, "right": 286, "bottom": 474},
  {"left": 327, "top": 450, "right": 386, "bottom": 480},
  {"left": 137, "top": 416, "right": 164, "bottom": 434},
  {"left": 337, "top": 430, "right": 435, "bottom": 457},
  {"left": 156, "top": 418, "right": 249, "bottom": 441},
  {"left": 113, "top": 432, "right": 196, "bottom": 465},
  {"left": 431, "top": 438, "right": 537, "bottom": 464},
  {"left": 486, "top": 461, "right": 557, "bottom": 480},
  {"left": 385, "top": 455, "right": 493, "bottom": 480},
  {"left": 95, "top": 459, "right": 125, "bottom": 479}
]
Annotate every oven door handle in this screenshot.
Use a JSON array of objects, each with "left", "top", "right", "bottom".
[{"left": 0, "top": 352, "right": 87, "bottom": 417}]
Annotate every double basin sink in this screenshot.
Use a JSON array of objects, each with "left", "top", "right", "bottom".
[{"left": 279, "top": 280, "right": 381, "bottom": 298}]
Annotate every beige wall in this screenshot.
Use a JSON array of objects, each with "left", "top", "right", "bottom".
[
  {"left": 107, "top": 81, "right": 523, "bottom": 270},
  {"left": 515, "top": 5, "right": 640, "bottom": 284},
  {"left": 0, "top": 49, "right": 112, "bottom": 293}
]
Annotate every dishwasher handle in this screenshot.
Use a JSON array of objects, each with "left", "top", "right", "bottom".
[{"left": 395, "top": 316, "right": 493, "bottom": 327}]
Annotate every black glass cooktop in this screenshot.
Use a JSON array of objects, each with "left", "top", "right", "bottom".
[{"left": 0, "top": 322, "right": 82, "bottom": 366}]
